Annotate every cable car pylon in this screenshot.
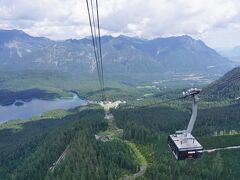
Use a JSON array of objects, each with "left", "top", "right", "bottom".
[{"left": 168, "top": 88, "right": 204, "bottom": 160}]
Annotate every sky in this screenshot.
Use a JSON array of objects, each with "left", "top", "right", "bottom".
[{"left": 0, "top": 0, "right": 240, "bottom": 49}]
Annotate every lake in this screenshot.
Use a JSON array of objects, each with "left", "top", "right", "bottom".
[{"left": 0, "top": 93, "right": 87, "bottom": 123}]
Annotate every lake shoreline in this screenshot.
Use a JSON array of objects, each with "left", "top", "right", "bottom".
[
  {"left": 0, "top": 89, "right": 62, "bottom": 106},
  {"left": 0, "top": 89, "right": 84, "bottom": 106},
  {"left": 0, "top": 91, "right": 87, "bottom": 123}
]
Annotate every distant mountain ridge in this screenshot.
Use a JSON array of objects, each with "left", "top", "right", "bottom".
[
  {"left": 0, "top": 29, "right": 234, "bottom": 75},
  {"left": 219, "top": 46, "right": 240, "bottom": 62}
]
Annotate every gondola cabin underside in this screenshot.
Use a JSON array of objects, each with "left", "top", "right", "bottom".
[{"left": 168, "top": 133, "right": 203, "bottom": 160}]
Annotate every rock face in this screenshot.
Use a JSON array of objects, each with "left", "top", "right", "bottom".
[
  {"left": 0, "top": 29, "right": 234, "bottom": 76},
  {"left": 95, "top": 134, "right": 113, "bottom": 142}
]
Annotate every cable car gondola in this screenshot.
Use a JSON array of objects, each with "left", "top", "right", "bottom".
[{"left": 168, "top": 88, "right": 204, "bottom": 160}]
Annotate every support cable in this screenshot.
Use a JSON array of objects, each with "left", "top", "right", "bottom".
[
  {"left": 96, "top": 0, "right": 105, "bottom": 94},
  {"left": 86, "top": 0, "right": 105, "bottom": 100}
]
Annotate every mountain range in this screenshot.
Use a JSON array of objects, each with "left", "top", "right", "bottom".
[
  {"left": 0, "top": 29, "right": 235, "bottom": 76},
  {"left": 219, "top": 46, "right": 240, "bottom": 62}
]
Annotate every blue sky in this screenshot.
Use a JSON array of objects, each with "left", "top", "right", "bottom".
[{"left": 0, "top": 0, "right": 239, "bottom": 49}]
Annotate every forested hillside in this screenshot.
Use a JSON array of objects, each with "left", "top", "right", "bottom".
[
  {"left": 204, "top": 67, "right": 240, "bottom": 100},
  {"left": 111, "top": 101, "right": 240, "bottom": 179},
  {"left": 0, "top": 66, "right": 240, "bottom": 179},
  {"left": 1, "top": 94, "right": 240, "bottom": 179},
  {"left": 0, "top": 106, "right": 139, "bottom": 180}
]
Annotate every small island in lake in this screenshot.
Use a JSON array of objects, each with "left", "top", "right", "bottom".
[{"left": 14, "top": 101, "right": 24, "bottom": 106}]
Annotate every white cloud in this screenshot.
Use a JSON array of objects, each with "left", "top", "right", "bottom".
[{"left": 0, "top": 0, "right": 239, "bottom": 48}]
